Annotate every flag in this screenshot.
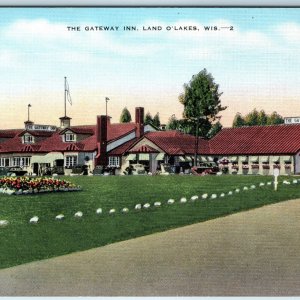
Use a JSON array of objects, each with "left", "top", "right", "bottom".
[
  {"left": 105, "top": 97, "right": 110, "bottom": 102},
  {"left": 65, "top": 78, "right": 72, "bottom": 105},
  {"left": 28, "top": 104, "right": 31, "bottom": 107}
]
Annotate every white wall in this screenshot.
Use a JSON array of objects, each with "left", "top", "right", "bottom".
[{"left": 107, "top": 132, "right": 136, "bottom": 152}]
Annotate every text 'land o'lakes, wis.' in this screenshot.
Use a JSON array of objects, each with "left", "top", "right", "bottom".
[{"left": 67, "top": 25, "right": 234, "bottom": 32}]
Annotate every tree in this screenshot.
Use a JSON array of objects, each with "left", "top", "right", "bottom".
[
  {"left": 244, "top": 109, "right": 259, "bottom": 126},
  {"left": 152, "top": 112, "right": 161, "bottom": 127},
  {"left": 119, "top": 107, "right": 132, "bottom": 123},
  {"left": 167, "top": 115, "right": 178, "bottom": 130},
  {"left": 232, "top": 113, "right": 246, "bottom": 128},
  {"left": 207, "top": 121, "right": 223, "bottom": 138},
  {"left": 144, "top": 112, "right": 153, "bottom": 125},
  {"left": 258, "top": 110, "right": 268, "bottom": 125},
  {"left": 179, "top": 68, "right": 227, "bottom": 138},
  {"left": 267, "top": 111, "right": 284, "bottom": 125}
]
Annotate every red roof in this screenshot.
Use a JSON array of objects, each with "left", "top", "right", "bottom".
[
  {"left": 0, "top": 122, "right": 137, "bottom": 154},
  {"left": 209, "top": 124, "right": 300, "bottom": 155},
  {"left": 129, "top": 144, "right": 159, "bottom": 153},
  {"left": 108, "top": 138, "right": 138, "bottom": 155},
  {"left": 140, "top": 131, "right": 210, "bottom": 155}
]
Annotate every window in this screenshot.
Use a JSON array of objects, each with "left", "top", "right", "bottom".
[
  {"left": 108, "top": 156, "right": 120, "bottom": 167},
  {"left": 12, "top": 157, "right": 31, "bottom": 167},
  {"left": 65, "top": 156, "right": 77, "bottom": 168},
  {"left": 23, "top": 135, "right": 34, "bottom": 144},
  {"left": 65, "top": 133, "right": 76, "bottom": 142},
  {"left": 0, "top": 158, "right": 10, "bottom": 167}
]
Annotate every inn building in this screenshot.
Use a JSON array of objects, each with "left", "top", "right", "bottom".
[{"left": 1, "top": 106, "right": 300, "bottom": 176}]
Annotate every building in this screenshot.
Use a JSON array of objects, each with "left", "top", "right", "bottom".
[
  {"left": 1, "top": 107, "right": 300, "bottom": 176},
  {"left": 207, "top": 125, "right": 300, "bottom": 175}
]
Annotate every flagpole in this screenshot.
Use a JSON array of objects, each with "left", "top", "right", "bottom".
[{"left": 64, "top": 76, "right": 67, "bottom": 117}]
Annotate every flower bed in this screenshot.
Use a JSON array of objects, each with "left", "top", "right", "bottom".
[{"left": 0, "top": 176, "right": 81, "bottom": 195}]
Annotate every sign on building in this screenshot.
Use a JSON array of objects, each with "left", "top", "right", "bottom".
[{"left": 284, "top": 117, "right": 300, "bottom": 124}]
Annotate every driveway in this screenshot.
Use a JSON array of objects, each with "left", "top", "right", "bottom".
[{"left": 0, "top": 199, "right": 300, "bottom": 296}]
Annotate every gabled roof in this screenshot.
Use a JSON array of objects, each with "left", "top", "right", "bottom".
[
  {"left": 108, "top": 138, "right": 139, "bottom": 155},
  {"left": 18, "top": 130, "right": 55, "bottom": 137},
  {"left": 59, "top": 126, "right": 95, "bottom": 135},
  {"left": 129, "top": 144, "right": 159, "bottom": 153},
  {"left": 0, "top": 129, "right": 23, "bottom": 139},
  {"left": 209, "top": 124, "right": 300, "bottom": 155},
  {"left": 144, "top": 131, "right": 211, "bottom": 155}
]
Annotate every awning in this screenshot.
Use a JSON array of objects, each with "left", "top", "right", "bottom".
[
  {"left": 250, "top": 156, "right": 259, "bottom": 163},
  {"left": 31, "top": 153, "right": 64, "bottom": 164},
  {"left": 139, "top": 154, "right": 149, "bottom": 161},
  {"left": 200, "top": 156, "right": 207, "bottom": 162},
  {"left": 240, "top": 156, "right": 248, "bottom": 162},
  {"left": 260, "top": 156, "right": 269, "bottom": 162},
  {"left": 185, "top": 156, "right": 192, "bottom": 162},
  {"left": 207, "top": 156, "right": 214, "bottom": 162},
  {"left": 155, "top": 153, "right": 165, "bottom": 161},
  {"left": 282, "top": 156, "right": 292, "bottom": 162},
  {"left": 230, "top": 156, "right": 238, "bottom": 162},
  {"left": 126, "top": 154, "right": 136, "bottom": 161},
  {"left": 179, "top": 156, "right": 185, "bottom": 162},
  {"left": 272, "top": 156, "right": 280, "bottom": 162}
]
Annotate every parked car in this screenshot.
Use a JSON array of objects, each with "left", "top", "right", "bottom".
[
  {"left": 6, "top": 167, "right": 28, "bottom": 177},
  {"left": 191, "top": 162, "right": 219, "bottom": 176}
]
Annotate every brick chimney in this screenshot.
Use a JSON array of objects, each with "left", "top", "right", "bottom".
[
  {"left": 135, "top": 107, "right": 144, "bottom": 138},
  {"left": 95, "top": 115, "right": 108, "bottom": 166}
]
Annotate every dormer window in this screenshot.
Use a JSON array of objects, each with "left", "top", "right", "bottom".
[
  {"left": 65, "top": 133, "right": 76, "bottom": 142},
  {"left": 23, "top": 134, "right": 34, "bottom": 144}
]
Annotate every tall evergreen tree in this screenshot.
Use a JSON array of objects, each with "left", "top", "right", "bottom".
[
  {"left": 119, "top": 107, "right": 132, "bottom": 123},
  {"left": 232, "top": 113, "right": 246, "bottom": 127},
  {"left": 245, "top": 109, "right": 259, "bottom": 126},
  {"left": 267, "top": 111, "right": 284, "bottom": 125},
  {"left": 152, "top": 112, "right": 161, "bottom": 127},
  {"left": 258, "top": 110, "right": 268, "bottom": 125},
  {"left": 144, "top": 112, "right": 153, "bottom": 125}
]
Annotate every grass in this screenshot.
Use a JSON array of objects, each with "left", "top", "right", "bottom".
[{"left": 0, "top": 175, "right": 300, "bottom": 269}]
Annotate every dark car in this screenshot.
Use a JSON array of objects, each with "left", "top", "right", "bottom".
[
  {"left": 6, "top": 167, "right": 28, "bottom": 176},
  {"left": 191, "top": 162, "right": 219, "bottom": 176}
]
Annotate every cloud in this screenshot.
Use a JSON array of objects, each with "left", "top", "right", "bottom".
[{"left": 276, "top": 22, "right": 300, "bottom": 44}]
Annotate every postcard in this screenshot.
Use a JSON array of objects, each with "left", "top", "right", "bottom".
[{"left": 0, "top": 6, "right": 300, "bottom": 297}]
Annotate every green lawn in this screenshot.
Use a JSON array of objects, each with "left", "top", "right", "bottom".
[{"left": 0, "top": 175, "right": 300, "bottom": 269}]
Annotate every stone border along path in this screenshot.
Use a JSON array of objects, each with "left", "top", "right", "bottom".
[
  {"left": 0, "top": 178, "right": 300, "bottom": 227},
  {"left": 1, "top": 197, "right": 300, "bottom": 296}
]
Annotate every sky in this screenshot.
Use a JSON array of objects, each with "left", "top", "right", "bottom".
[{"left": 0, "top": 7, "right": 300, "bottom": 129}]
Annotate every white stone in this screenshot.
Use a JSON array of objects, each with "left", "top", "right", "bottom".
[
  {"left": 202, "top": 193, "right": 208, "bottom": 199},
  {"left": 228, "top": 191, "right": 233, "bottom": 195},
  {"left": 243, "top": 186, "right": 248, "bottom": 191},
  {"left": 250, "top": 185, "right": 256, "bottom": 189},
  {"left": 143, "top": 203, "right": 151, "bottom": 209},
  {"left": 0, "top": 220, "right": 9, "bottom": 227},
  {"left": 167, "top": 199, "right": 175, "bottom": 204},
  {"left": 52, "top": 174, "right": 58, "bottom": 177},
  {"left": 154, "top": 202, "right": 161, "bottom": 207},
  {"left": 259, "top": 182, "right": 265, "bottom": 186},
  {"left": 109, "top": 209, "right": 116, "bottom": 214},
  {"left": 55, "top": 214, "right": 64, "bottom": 220},
  {"left": 220, "top": 193, "right": 225, "bottom": 197},
  {"left": 191, "top": 195, "right": 199, "bottom": 201},
  {"left": 122, "top": 207, "right": 129, "bottom": 213},
  {"left": 180, "top": 197, "right": 187, "bottom": 203},
  {"left": 216, "top": 172, "right": 223, "bottom": 176},
  {"left": 267, "top": 181, "right": 272, "bottom": 185},
  {"left": 293, "top": 179, "right": 298, "bottom": 184},
  {"left": 29, "top": 216, "right": 39, "bottom": 224},
  {"left": 283, "top": 180, "right": 290, "bottom": 185},
  {"left": 235, "top": 189, "right": 240, "bottom": 193},
  {"left": 96, "top": 208, "right": 103, "bottom": 214},
  {"left": 211, "top": 194, "right": 217, "bottom": 199},
  {"left": 74, "top": 211, "right": 83, "bottom": 218},
  {"left": 135, "top": 204, "right": 142, "bottom": 210}
]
